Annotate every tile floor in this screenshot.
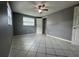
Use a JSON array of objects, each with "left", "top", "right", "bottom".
[{"left": 9, "top": 34, "right": 79, "bottom": 57}]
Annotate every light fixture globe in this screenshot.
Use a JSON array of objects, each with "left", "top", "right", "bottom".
[{"left": 38, "top": 9, "right": 42, "bottom": 13}]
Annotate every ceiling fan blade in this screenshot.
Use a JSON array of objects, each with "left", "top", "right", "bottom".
[
  {"left": 42, "top": 9, "right": 48, "bottom": 11},
  {"left": 34, "top": 6, "right": 38, "bottom": 9}
]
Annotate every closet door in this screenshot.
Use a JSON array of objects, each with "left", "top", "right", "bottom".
[{"left": 72, "top": 6, "right": 79, "bottom": 45}]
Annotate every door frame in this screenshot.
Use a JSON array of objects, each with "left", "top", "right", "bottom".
[{"left": 42, "top": 18, "right": 47, "bottom": 34}]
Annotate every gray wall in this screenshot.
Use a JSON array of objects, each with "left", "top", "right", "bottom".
[
  {"left": 13, "top": 12, "right": 36, "bottom": 35},
  {"left": 46, "top": 7, "right": 74, "bottom": 41},
  {"left": 0, "top": 2, "right": 13, "bottom": 56}
]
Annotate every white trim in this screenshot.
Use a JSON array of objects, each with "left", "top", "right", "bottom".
[{"left": 46, "top": 34, "right": 71, "bottom": 43}]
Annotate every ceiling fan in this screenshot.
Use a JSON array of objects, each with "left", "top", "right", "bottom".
[{"left": 34, "top": 3, "right": 48, "bottom": 13}]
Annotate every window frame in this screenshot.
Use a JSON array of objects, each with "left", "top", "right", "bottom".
[{"left": 23, "top": 17, "right": 35, "bottom": 26}]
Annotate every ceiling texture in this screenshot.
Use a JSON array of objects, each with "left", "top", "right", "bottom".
[{"left": 10, "top": 1, "right": 79, "bottom": 17}]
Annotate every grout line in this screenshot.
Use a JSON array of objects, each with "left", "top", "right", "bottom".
[
  {"left": 33, "top": 39, "right": 41, "bottom": 56},
  {"left": 25, "top": 39, "right": 37, "bottom": 56},
  {"left": 45, "top": 36, "right": 47, "bottom": 56},
  {"left": 35, "top": 38, "right": 42, "bottom": 56}
]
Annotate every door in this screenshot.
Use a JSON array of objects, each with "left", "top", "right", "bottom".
[
  {"left": 72, "top": 6, "right": 79, "bottom": 45},
  {"left": 36, "top": 18, "right": 43, "bottom": 34}
]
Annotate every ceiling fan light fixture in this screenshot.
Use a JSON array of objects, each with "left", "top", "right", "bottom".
[
  {"left": 38, "top": 9, "right": 42, "bottom": 13},
  {"left": 34, "top": 2, "right": 48, "bottom": 14}
]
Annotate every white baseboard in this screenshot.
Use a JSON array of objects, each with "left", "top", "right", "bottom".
[{"left": 46, "top": 34, "right": 71, "bottom": 43}]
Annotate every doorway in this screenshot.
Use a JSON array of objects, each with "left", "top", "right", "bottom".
[
  {"left": 42, "top": 18, "right": 47, "bottom": 34},
  {"left": 36, "top": 18, "right": 47, "bottom": 34}
]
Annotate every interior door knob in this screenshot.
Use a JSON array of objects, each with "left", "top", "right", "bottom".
[{"left": 73, "top": 27, "right": 76, "bottom": 29}]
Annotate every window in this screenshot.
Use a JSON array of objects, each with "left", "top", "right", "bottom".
[
  {"left": 7, "top": 2, "right": 12, "bottom": 25},
  {"left": 23, "top": 17, "right": 35, "bottom": 26}
]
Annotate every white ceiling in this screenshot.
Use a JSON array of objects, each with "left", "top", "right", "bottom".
[{"left": 10, "top": 1, "right": 79, "bottom": 17}]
